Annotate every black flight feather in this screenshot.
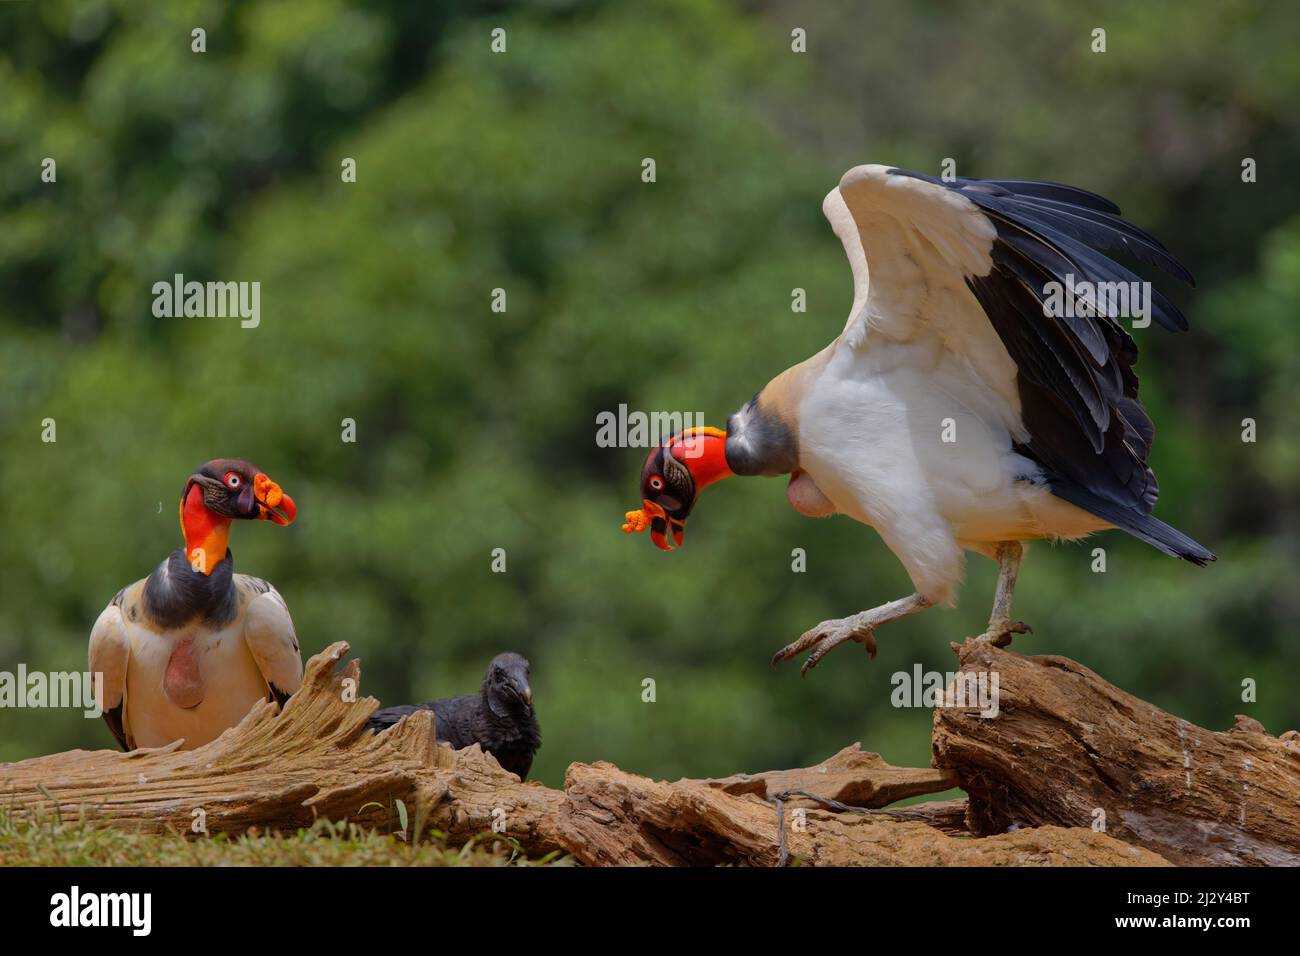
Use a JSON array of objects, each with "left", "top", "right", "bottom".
[{"left": 886, "top": 167, "right": 1213, "bottom": 564}]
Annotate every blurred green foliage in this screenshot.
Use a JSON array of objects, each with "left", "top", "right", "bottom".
[{"left": 1, "top": 0, "right": 1297, "bottom": 787}]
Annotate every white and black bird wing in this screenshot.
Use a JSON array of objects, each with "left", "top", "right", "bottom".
[
  {"left": 238, "top": 576, "right": 303, "bottom": 706},
  {"left": 824, "top": 165, "right": 1212, "bottom": 563},
  {"left": 87, "top": 589, "right": 134, "bottom": 750}
]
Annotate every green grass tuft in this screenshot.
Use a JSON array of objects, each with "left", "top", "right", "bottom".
[{"left": 0, "top": 809, "right": 572, "bottom": 867}]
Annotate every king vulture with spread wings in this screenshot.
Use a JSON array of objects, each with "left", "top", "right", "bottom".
[
  {"left": 624, "top": 165, "right": 1213, "bottom": 675},
  {"left": 88, "top": 459, "right": 303, "bottom": 749}
]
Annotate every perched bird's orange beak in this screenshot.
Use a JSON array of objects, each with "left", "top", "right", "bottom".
[
  {"left": 624, "top": 499, "right": 685, "bottom": 551},
  {"left": 254, "top": 473, "right": 296, "bottom": 526}
]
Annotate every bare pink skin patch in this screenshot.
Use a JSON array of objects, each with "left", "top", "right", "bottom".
[
  {"left": 164, "top": 637, "right": 204, "bottom": 709},
  {"left": 787, "top": 469, "right": 837, "bottom": 517}
]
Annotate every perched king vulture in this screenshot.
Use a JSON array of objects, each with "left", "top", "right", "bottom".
[
  {"left": 624, "top": 165, "right": 1214, "bottom": 675},
  {"left": 88, "top": 459, "right": 303, "bottom": 749}
]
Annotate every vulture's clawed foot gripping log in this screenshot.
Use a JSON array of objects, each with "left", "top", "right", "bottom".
[
  {"left": 972, "top": 541, "right": 1031, "bottom": 648},
  {"left": 772, "top": 593, "right": 934, "bottom": 677},
  {"left": 975, "top": 620, "right": 1033, "bottom": 649}
]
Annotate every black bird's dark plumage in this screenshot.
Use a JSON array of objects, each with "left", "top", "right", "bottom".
[
  {"left": 888, "top": 168, "right": 1214, "bottom": 566},
  {"left": 367, "top": 652, "right": 540, "bottom": 779}
]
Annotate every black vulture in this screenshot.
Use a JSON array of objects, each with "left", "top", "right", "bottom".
[{"left": 367, "top": 652, "right": 540, "bottom": 779}]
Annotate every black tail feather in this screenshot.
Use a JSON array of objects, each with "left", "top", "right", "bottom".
[{"left": 1051, "top": 481, "right": 1216, "bottom": 566}]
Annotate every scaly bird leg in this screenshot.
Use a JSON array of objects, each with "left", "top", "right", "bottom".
[
  {"left": 975, "top": 541, "right": 1032, "bottom": 648},
  {"left": 772, "top": 592, "right": 933, "bottom": 677}
]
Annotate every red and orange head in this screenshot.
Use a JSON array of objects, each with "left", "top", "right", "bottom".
[
  {"left": 622, "top": 426, "right": 731, "bottom": 550},
  {"left": 179, "top": 459, "right": 296, "bottom": 572}
]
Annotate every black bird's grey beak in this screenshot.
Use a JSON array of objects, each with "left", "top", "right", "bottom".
[{"left": 514, "top": 678, "right": 533, "bottom": 708}]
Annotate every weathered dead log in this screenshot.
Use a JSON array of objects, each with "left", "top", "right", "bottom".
[
  {"left": 557, "top": 758, "right": 1163, "bottom": 865},
  {"left": 876, "top": 798, "right": 971, "bottom": 836},
  {"left": 702, "top": 743, "right": 956, "bottom": 808},
  {"left": 932, "top": 638, "right": 1300, "bottom": 866},
  {"left": 0, "top": 642, "right": 1166, "bottom": 865}
]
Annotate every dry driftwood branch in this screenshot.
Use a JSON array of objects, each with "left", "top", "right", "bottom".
[
  {"left": 875, "top": 797, "right": 971, "bottom": 836},
  {"left": 702, "top": 743, "right": 956, "bottom": 808},
  {"left": 557, "top": 757, "right": 1164, "bottom": 865},
  {"left": 0, "top": 642, "right": 1167, "bottom": 865},
  {"left": 932, "top": 638, "right": 1300, "bottom": 866}
]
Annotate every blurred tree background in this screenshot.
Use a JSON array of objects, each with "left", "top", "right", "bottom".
[{"left": 1, "top": 0, "right": 1297, "bottom": 789}]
